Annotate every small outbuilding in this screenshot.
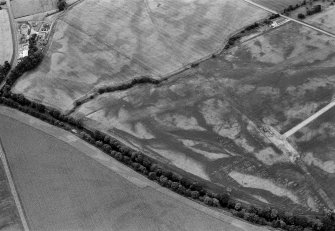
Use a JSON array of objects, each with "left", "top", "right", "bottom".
[{"left": 270, "top": 18, "right": 290, "bottom": 28}]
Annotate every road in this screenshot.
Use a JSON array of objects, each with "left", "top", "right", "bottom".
[
  {"left": 240, "top": 0, "right": 335, "bottom": 39},
  {"left": 0, "top": 137, "right": 30, "bottom": 231},
  {"left": 283, "top": 100, "right": 335, "bottom": 138},
  {"left": 0, "top": 0, "right": 18, "bottom": 90},
  {"left": 5, "top": 0, "right": 18, "bottom": 67}
]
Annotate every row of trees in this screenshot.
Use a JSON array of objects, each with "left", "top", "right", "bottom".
[
  {"left": 0, "top": 28, "right": 334, "bottom": 231},
  {"left": 223, "top": 13, "right": 279, "bottom": 49},
  {"left": 0, "top": 61, "right": 11, "bottom": 84},
  {"left": 1, "top": 51, "right": 43, "bottom": 96},
  {"left": 75, "top": 76, "right": 160, "bottom": 107},
  {"left": 1, "top": 91, "right": 334, "bottom": 230}
]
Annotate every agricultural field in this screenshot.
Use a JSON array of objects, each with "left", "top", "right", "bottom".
[
  {"left": 0, "top": 152, "right": 22, "bottom": 231},
  {"left": 10, "top": 0, "right": 335, "bottom": 216},
  {"left": 70, "top": 21, "right": 335, "bottom": 213},
  {"left": 11, "top": 0, "right": 58, "bottom": 18},
  {"left": 0, "top": 110, "right": 267, "bottom": 231},
  {"left": 12, "top": 0, "right": 269, "bottom": 112},
  {"left": 0, "top": 10, "right": 13, "bottom": 65},
  {"left": 250, "top": 0, "right": 303, "bottom": 12},
  {"left": 306, "top": 5, "right": 335, "bottom": 34},
  {"left": 290, "top": 106, "right": 335, "bottom": 203}
]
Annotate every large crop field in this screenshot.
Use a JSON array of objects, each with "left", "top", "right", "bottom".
[
  {"left": 70, "top": 21, "right": 335, "bottom": 213},
  {"left": 0, "top": 110, "right": 267, "bottom": 231},
  {"left": 250, "top": 0, "right": 303, "bottom": 12},
  {"left": 11, "top": 0, "right": 58, "bottom": 18},
  {"left": 0, "top": 10, "right": 13, "bottom": 65},
  {"left": 10, "top": 0, "right": 335, "bottom": 215},
  {"left": 13, "top": 0, "right": 269, "bottom": 111}
]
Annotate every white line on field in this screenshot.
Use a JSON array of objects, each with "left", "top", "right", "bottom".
[
  {"left": 283, "top": 100, "right": 335, "bottom": 138},
  {"left": 0, "top": 138, "right": 30, "bottom": 231}
]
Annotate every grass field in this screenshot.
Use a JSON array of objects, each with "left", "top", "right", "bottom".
[
  {"left": 0, "top": 111, "right": 267, "bottom": 231},
  {"left": 11, "top": 0, "right": 58, "bottom": 18},
  {"left": 0, "top": 10, "right": 13, "bottom": 65},
  {"left": 70, "top": 21, "right": 335, "bottom": 213},
  {"left": 13, "top": 0, "right": 269, "bottom": 111},
  {"left": 0, "top": 153, "right": 21, "bottom": 231},
  {"left": 306, "top": 5, "right": 335, "bottom": 34},
  {"left": 250, "top": 0, "right": 303, "bottom": 12}
]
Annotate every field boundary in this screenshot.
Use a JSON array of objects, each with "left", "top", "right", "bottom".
[
  {"left": 0, "top": 106, "right": 270, "bottom": 231},
  {"left": 0, "top": 136, "right": 30, "bottom": 231}
]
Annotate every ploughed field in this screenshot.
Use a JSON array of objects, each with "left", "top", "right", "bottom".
[
  {"left": 0, "top": 111, "right": 266, "bottom": 231},
  {"left": 250, "top": 0, "right": 303, "bottom": 12},
  {"left": 70, "top": 22, "right": 335, "bottom": 214},
  {"left": 11, "top": 0, "right": 58, "bottom": 18},
  {"left": 0, "top": 10, "right": 13, "bottom": 65},
  {"left": 12, "top": 0, "right": 269, "bottom": 111}
]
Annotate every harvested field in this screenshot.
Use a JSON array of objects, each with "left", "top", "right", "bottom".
[
  {"left": 13, "top": 0, "right": 269, "bottom": 111},
  {"left": 0, "top": 10, "right": 13, "bottom": 65},
  {"left": 11, "top": 0, "right": 58, "bottom": 18},
  {"left": 290, "top": 106, "right": 335, "bottom": 203},
  {"left": 250, "top": 0, "right": 303, "bottom": 12},
  {"left": 70, "top": 21, "right": 335, "bottom": 213},
  {"left": 0, "top": 111, "right": 267, "bottom": 231},
  {"left": 306, "top": 6, "right": 335, "bottom": 34},
  {"left": 0, "top": 151, "right": 21, "bottom": 231}
]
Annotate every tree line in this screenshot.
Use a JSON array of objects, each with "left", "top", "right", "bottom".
[
  {"left": 57, "top": 0, "right": 66, "bottom": 11},
  {"left": 1, "top": 93, "right": 334, "bottom": 231},
  {"left": 0, "top": 61, "right": 11, "bottom": 84},
  {"left": 74, "top": 76, "right": 161, "bottom": 108},
  {"left": 0, "top": 53, "right": 334, "bottom": 231}
]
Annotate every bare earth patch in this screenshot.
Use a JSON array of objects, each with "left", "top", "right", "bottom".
[{"left": 229, "top": 171, "right": 299, "bottom": 204}]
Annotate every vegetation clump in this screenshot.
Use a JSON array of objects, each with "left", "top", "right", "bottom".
[
  {"left": 57, "top": 0, "right": 67, "bottom": 11},
  {"left": 0, "top": 61, "right": 11, "bottom": 84}
]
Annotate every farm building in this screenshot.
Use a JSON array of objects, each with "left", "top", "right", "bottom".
[
  {"left": 18, "top": 44, "right": 28, "bottom": 59},
  {"left": 271, "top": 17, "right": 290, "bottom": 28}
]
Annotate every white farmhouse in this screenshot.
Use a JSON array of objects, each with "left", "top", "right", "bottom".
[{"left": 271, "top": 18, "right": 290, "bottom": 28}]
